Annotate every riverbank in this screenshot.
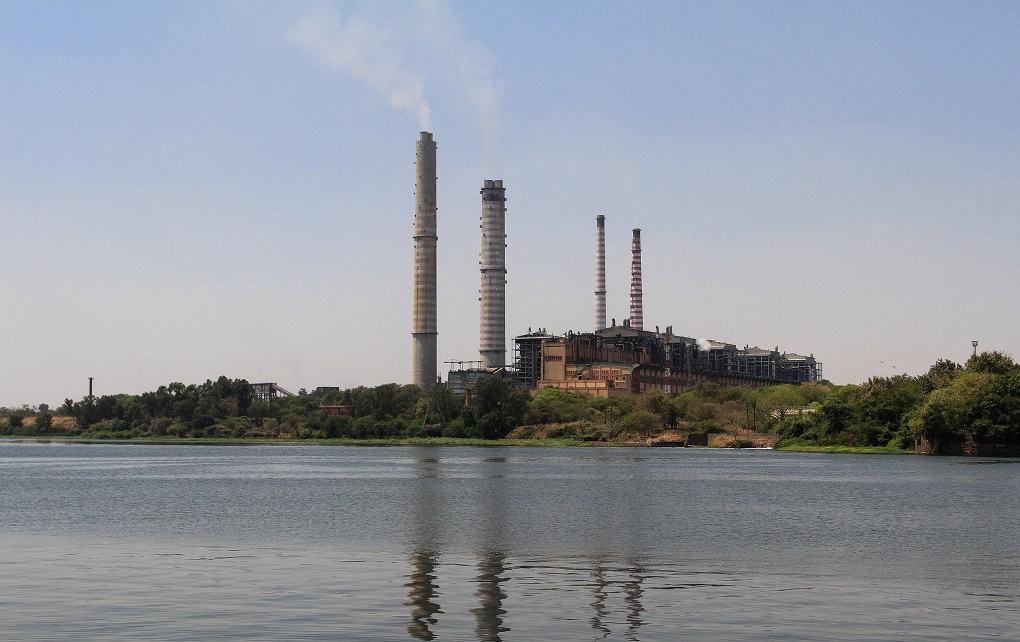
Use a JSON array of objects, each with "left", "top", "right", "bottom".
[
  {"left": 1, "top": 435, "right": 919, "bottom": 454},
  {"left": 775, "top": 444, "right": 915, "bottom": 455},
  {"left": 0, "top": 436, "right": 596, "bottom": 447}
]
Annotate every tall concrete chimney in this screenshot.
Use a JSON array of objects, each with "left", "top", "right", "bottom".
[
  {"left": 595, "top": 214, "right": 607, "bottom": 332},
  {"left": 629, "top": 228, "right": 643, "bottom": 331},
  {"left": 412, "top": 131, "right": 438, "bottom": 390},
  {"left": 479, "top": 179, "right": 507, "bottom": 368}
]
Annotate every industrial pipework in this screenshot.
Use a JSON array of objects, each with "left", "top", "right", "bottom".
[
  {"left": 595, "top": 214, "right": 607, "bottom": 332},
  {"left": 479, "top": 179, "right": 507, "bottom": 368},
  {"left": 412, "top": 132, "right": 438, "bottom": 390},
  {"left": 629, "top": 228, "right": 643, "bottom": 331}
]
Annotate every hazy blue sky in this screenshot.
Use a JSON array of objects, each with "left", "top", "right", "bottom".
[{"left": 2, "top": 0, "right": 1018, "bottom": 406}]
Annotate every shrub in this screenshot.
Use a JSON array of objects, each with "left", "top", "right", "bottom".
[
  {"left": 698, "top": 419, "right": 721, "bottom": 433},
  {"left": 36, "top": 413, "right": 53, "bottom": 432},
  {"left": 545, "top": 424, "right": 577, "bottom": 439},
  {"left": 621, "top": 408, "right": 663, "bottom": 434}
]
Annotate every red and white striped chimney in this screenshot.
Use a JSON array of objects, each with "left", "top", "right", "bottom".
[
  {"left": 595, "top": 214, "right": 606, "bottom": 332},
  {"left": 479, "top": 179, "right": 507, "bottom": 368},
  {"left": 629, "top": 228, "right": 643, "bottom": 331}
]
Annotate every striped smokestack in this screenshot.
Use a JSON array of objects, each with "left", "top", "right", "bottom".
[
  {"left": 595, "top": 214, "right": 606, "bottom": 332},
  {"left": 479, "top": 179, "right": 507, "bottom": 368},
  {"left": 412, "top": 131, "right": 438, "bottom": 390},
  {"left": 629, "top": 228, "right": 643, "bottom": 331}
]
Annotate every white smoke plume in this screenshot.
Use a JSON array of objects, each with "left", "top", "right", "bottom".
[
  {"left": 697, "top": 338, "right": 713, "bottom": 352},
  {"left": 413, "top": 0, "right": 502, "bottom": 174},
  {"left": 290, "top": 1, "right": 501, "bottom": 171},
  {"left": 290, "top": 6, "right": 432, "bottom": 130}
]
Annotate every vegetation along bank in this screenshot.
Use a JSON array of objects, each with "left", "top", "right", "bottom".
[{"left": 3, "top": 352, "right": 1018, "bottom": 455}]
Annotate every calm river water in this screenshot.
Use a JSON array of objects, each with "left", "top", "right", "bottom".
[{"left": 0, "top": 442, "right": 1017, "bottom": 640}]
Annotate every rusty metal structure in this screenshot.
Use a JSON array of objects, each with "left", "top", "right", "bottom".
[{"left": 252, "top": 382, "right": 297, "bottom": 402}]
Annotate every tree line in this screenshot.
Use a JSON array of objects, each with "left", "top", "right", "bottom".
[
  {"left": 1, "top": 352, "right": 1017, "bottom": 452},
  {"left": 775, "top": 351, "right": 1020, "bottom": 452}
]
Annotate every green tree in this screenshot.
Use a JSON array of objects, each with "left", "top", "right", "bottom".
[
  {"left": 758, "top": 385, "right": 805, "bottom": 422},
  {"left": 968, "top": 369, "right": 1020, "bottom": 444},
  {"left": 473, "top": 376, "right": 530, "bottom": 439},
  {"left": 920, "top": 358, "right": 963, "bottom": 394},
  {"left": 35, "top": 413, "right": 53, "bottom": 433},
  {"left": 636, "top": 390, "right": 675, "bottom": 427},
  {"left": 621, "top": 408, "right": 663, "bottom": 434},
  {"left": 414, "top": 385, "right": 462, "bottom": 424},
  {"left": 248, "top": 400, "right": 272, "bottom": 425},
  {"left": 525, "top": 387, "right": 586, "bottom": 424},
  {"left": 966, "top": 351, "right": 1016, "bottom": 375},
  {"left": 912, "top": 372, "right": 993, "bottom": 451},
  {"left": 674, "top": 391, "right": 716, "bottom": 422},
  {"left": 797, "top": 382, "right": 831, "bottom": 405}
]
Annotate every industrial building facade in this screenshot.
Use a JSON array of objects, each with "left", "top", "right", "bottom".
[{"left": 513, "top": 324, "right": 822, "bottom": 398}]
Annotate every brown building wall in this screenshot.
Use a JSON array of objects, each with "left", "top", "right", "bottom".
[{"left": 536, "top": 335, "right": 786, "bottom": 398}]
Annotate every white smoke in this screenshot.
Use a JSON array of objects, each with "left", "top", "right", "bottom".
[
  {"left": 697, "top": 338, "right": 713, "bottom": 352},
  {"left": 413, "top": 0, "right": 501, "bottom": 174},
  {"left": 290, "top": 6, "right": 432, "bottom": 130},
  {"left": 290, "top": 1, "right": 501, "bottom": 171}
]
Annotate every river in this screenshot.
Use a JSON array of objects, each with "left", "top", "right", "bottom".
[{"left": 0, "top": 442, "right": 1016, "bottom": 640}]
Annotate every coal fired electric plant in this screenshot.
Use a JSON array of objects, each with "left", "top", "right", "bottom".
[{"left": 407, "top": 131, "right": 822, "bottom": 397}]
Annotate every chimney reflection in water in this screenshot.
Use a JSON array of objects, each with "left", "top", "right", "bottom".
[
  {"left": 472, "top": 456, "right": 509, "bottom": 641},
  {"left": 624, "top": 564, "right": 647, "bottom": 636},
  {"left": 471, "top": 551, "right": 509, "bottom": 642},
  {"left": 405, "top": 454, "right": 443, "bottom": 640},
  {"left": 589, "top": 563, "right": 612, "bottom": 638},
  {"left": 406, "top": 551, "right": 441, "bottom": 641}
]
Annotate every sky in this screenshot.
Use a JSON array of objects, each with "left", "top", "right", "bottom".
[{"left": 2, "top": 0, "right": 1018, "bottom": 407}]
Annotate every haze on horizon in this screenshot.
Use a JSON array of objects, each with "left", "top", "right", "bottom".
[{"left": 2, "top": 0, "right": 1018, "bottom": 408}]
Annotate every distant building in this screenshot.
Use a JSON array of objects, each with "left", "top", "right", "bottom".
[
  {"left": 512, "top": 324, "right": 821, "bottom": 398},
  {"left": 778, "top": 353, "right": 823, "bottom": 383},
  {"left": 252, "top": 383, "right": 297, "bottom": 402},
  {"left": 446, "top": 367, "right": 508, "bottom": 397},
  {"left": 319, "top": 405, "right": 352, "bottom": 416}
]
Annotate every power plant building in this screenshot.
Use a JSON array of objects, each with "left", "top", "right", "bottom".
[{"left": 512, "top": 324, "right": 822, "bottom": 398}]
